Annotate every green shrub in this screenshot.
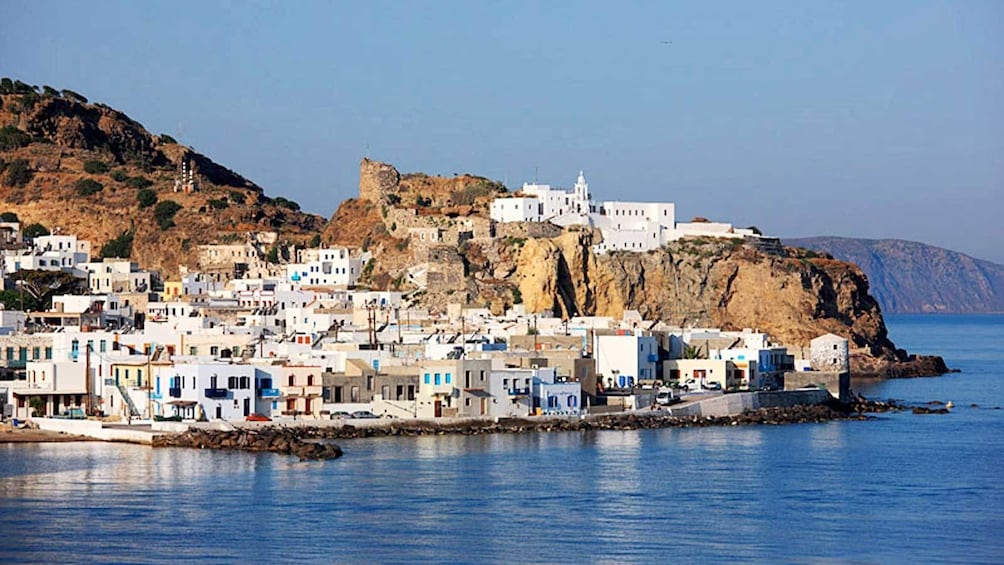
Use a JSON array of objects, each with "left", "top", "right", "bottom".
[
  {"left": 83, "top": 160, "right": 109, "bottom": 174},
  {"left": 228, "top": 191, "right": 246, "bottom": 205},
  {"left": 266, "top": 246, "right": 279, "bottom": 263},
  {"left": 75, "top": 178, "right": 104, "bottom": 196},
  {"left": 153, "top": 200, "right": 182, "bottom": 229},
  {"left": 126, "top": 176, "right": 152, "bottom": 189},
  {"left": 309, "top": 234, "right": 321, "bottom": 247},
  {"left": 137, "top": 188, "right": 158, "bottom": 208},
  {"left": 0, "top": 125, "right": 31, "bottom": 151},
  {"left": 100, "top": 230, "right": 134, "bottom": 258},
  {"left": 159, "top": 133, "right": 177, "bottom": 144},
  {"left": 60, "top": 89, "right": 87, "bottom": 104},
  {"left": 22, "top": 223, "right": 49, "bottom": 238},
  {"left": 272, "top": 196, "right": 300, "bottom": 211},
  {"left": 0, "top": 211, "right": 18, "bottom": 222},
  {"left": 208, "top": 198, "right": 229, "bottom": 210},
  {"left": 110, "top": 170, "right": 128, "bottom": 182},
  {"left": 4, "top": 158, "right": 32, "bottom": 187}
]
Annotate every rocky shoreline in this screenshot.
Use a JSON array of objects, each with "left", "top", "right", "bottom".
[
  {"left": 152, "top": 400, "right": 921, "bottom": 460},
  {"left": 152, "top": 427, "right": 344, "bottom": 460}
]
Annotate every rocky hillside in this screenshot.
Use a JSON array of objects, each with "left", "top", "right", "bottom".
[
  {"left": 324, "top": 159, "right": 947, "bottom": 377},
  {"left": 786, "top": 237, "right": 1004, "bottom": 313},
  {"left": 0, "top": 79, "right": 325, "bottom": 276}
]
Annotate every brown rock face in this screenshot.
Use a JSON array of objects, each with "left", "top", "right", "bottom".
[{"left": 514, "top": 233, "right": 915, "bottom": 374}]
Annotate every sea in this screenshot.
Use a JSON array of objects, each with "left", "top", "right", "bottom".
[{"left": 1, "top": 314, "right": 1002, "bottom": 564}]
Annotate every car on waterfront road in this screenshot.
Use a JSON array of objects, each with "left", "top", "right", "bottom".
[
  {"left": 655, "top": 389, "right": 680, "bottom": 406},
  {"left": 350, "top": 410, "right": 379, "bottom": 419},
  {"left": 330, "top": 411, "right": 351, "bottom": 419}
]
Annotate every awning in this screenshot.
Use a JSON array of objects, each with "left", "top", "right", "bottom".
[
  {"left": 166, "top": 400, "right": 197, "bottom": 406},
  {"left": 464, "top": 389, "right": 492, "bottom": 398}
]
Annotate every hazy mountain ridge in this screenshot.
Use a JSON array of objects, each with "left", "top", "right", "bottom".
[{"left": 785, "top": 236, "right": 1004, "bottom": 313}]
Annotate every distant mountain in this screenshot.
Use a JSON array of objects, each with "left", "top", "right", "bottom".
[{"left": 784, "top": 237, "right": 1004, "bottom": 314}]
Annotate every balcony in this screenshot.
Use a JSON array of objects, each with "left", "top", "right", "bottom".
[
  {"left": 204, "top": 388, "right": 229, "bottom": 399},
  {"left": 647, "top": 354, "right": 659, "bottom": 363},
  {"left": 507, "top": 387, "right": 530, "bottom": 397},
  {"left": 304, "top": 385, "right": 323, "bottom": 397},
  {"left": 169, "top": 387, "right": 182, "bottom": 398},
  {"left": 259, "top": 388, "right": 280, "bottom": 398},
  {"left": 151, "top": 392, "right": 163, "bottom": 400}
]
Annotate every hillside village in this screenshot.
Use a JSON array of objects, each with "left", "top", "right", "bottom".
[{"left": 0, "top": 163, "right": 852, "bottom": 426}]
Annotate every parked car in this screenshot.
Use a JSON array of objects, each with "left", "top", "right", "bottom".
[
  {"left": 655, "top": 389, "right": 680, "bottom": 406},
  {"left": 702, "top": 382, "right": 723, "bottom": 391},
  {"left": 245, "top": 413, "right": 271, "bottom": 422},
  {"left": 330, "top": 411, "right": 351, "bottom": 419},
  {"left": 350, "top": 410, "right": 379, "bottom": 419}
]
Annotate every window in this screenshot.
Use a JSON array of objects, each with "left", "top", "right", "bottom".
[
  {"left": 350, "top": 386, "right": 359, "bottom": 403},
  {"left": 445, "top": 372, "right": 451, "bottom": 384},
  {"left": 288, "top": 375, "right": 295, "bottom": 386},
  {"left": 44, "top": 347, "right": 52, "bottom": 360},
  {"left": 32, "top": 347, "right": 40, "bottom": 360},
  {"left": 434, "top": 373, "right": 441, "bottom": 385},
  {"left": 228, "top": 376, "right": 238, "bottom": 389},
  {"left": 424, "top": 373, "right": 430, "bottom": 385}
]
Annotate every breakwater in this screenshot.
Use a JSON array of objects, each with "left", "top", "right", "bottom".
[
  {"left": 152, "top": 427, "right": 344, "bottom": 460},
  {"left": 152, "top": 401, "right": 875, "bottom": 460}
]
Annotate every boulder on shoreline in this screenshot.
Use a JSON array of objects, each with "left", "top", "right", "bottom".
[{"left": 153, "top": 428, "right": 343, "bottom": 460}]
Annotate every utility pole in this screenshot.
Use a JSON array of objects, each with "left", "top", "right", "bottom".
[{"left": 85, "top": 342, "right": 91, "bottom": 416}]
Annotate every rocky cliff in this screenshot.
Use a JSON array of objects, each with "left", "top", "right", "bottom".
[
  {"left": 785, "top": 236, "right": 1004, "bottom": 314},
  {"left": 325, "top": 159, "right": 948, "bottom": 377},
  {"left": 0, "top": 81, "right": 325, "bottom": 275}
]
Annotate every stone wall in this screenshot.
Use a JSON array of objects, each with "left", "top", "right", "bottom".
[
  {"left": 495, "top": 221, "right": 564, "bottom": 241},
  {"left": 782, "top": 371, "right": 850, "bottom": 402},
  {"left": 359, "top": 158, "right": 401, "bottom": 203}
]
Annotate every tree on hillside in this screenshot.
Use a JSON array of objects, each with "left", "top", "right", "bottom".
[
  {"left": 153, "top": 200, "right": 182, "bottom": 229},
  {"left": 100, "top": 230, "right": 134, "bottom": 258},
  {"left": 22, "top": 223, "right": 49, "bottom": 238},
  {"left": 83, "top": 160, "right": 109, "bottom": 174},
  {"left": 0, "top": 289, "right": 41, "bottom": 312},
  {"left": 137, "top": 188, "right": 158, "bottom": 208},
  {"left": 75, "top": 178, "right": 104, "bottom": 196},
  {"left": 126, "top": 176, "right": 152, "bottom": 189},
  {"left": 9, "top": 270, "right": 87, "bottom": 311},
  {"left": 3, "top": 159, "right": 32, "bottom": 187},
  {"left": 0, "top": 211, "right": 19, "bottom": 223},
  {"left": 60, "top": 89, "right": 87, "bottom": 104},
  {"left": 0, "top": 125, "right": 32, "bottom": 150}
]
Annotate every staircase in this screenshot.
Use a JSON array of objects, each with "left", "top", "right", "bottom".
[{"left": 115, "top": 383, "right": 141, "bottom": 418}]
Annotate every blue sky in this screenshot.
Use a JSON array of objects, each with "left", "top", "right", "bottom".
[{"left": 3, "top": 1, "right": 1002, "bottom": 262}]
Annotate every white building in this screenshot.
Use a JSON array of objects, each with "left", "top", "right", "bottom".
[
  {"left": 286, "top": 247, "right": 363, "bottom": 288},
  {"left": 81, "top": 259, "right": 151, "bottom": 294},
  {"left": 3, "top": 233, "right": 91, "bottom": 274},
  {"left": 594, "top": 333, "right": 659, "bottom": 389},
  {"left": 489, "top": 171, "right": 762, "bottom": 253},
  {"left": 154, "top": 361, "right": 256, "bottom": 420}
]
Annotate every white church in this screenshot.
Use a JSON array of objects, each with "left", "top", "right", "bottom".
[{"left": 489, "top": 172, "right": 759, "bottom": 253}]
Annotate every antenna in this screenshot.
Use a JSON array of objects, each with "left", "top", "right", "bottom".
[{"left": 534, "top": 165, "right": 539, "bottom": 184}]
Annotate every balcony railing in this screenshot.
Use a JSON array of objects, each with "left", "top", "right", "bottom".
[
  {"left": 507, "top": 387, "right": 530, "bottom": 396},
  {"left": 169, "top": 387, "right": 182, "bottom": 398},
  {"left": 647, "top": 354, "right": 659, "bottom": 363},
  {"left": 204, "top": 388, "right": 229, "bottom": 399},
  {"left": 259, "top": 388, "right": 280, "bottom": 398}
]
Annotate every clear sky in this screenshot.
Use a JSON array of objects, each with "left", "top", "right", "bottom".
[{"left": 3, "top": 1, "right": 1002, "bottom": 262}]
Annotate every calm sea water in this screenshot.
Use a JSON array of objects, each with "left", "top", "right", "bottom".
[{"left": 1, "top": 315, "right": 1002, "bottom": 564}]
